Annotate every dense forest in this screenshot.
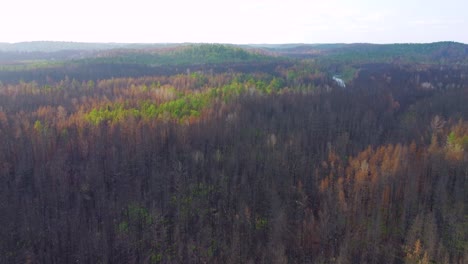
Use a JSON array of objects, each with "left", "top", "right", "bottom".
[{"left": 0, "top": 42, "right": 467, "bottom": 263}]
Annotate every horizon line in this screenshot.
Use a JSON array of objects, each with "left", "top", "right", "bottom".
[{"left": 0, "top": 40, "right": 466, "bottom": 45}]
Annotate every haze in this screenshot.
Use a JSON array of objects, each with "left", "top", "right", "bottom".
[{"left": 1, "top": 0, "right": 467, "bottom": 44}]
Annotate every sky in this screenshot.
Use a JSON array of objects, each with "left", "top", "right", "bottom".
[{"left": 1, "top": 0, "right": 467, "bottom": 44}]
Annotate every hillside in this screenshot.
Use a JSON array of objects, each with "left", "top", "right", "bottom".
[
  {"left": 87, "top": 44, "right": 276, "bottom": 65},
  {"left": 0, "top": 44, "right": 286, "bottom": 84},
  {"left": 268, "top": 42, "right": 468, "bottom": 64}
]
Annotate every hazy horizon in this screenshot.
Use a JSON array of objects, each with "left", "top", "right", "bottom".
[
  {"left": 1, "top": 0, "right": 467, "bottom": 44},
  {"left": 0, "top": 40, "right": 466, "bottom": 45}
]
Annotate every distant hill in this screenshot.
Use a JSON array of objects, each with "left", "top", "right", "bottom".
[
  {"left": 1, "top": 41, "right": 466, "bottom": 63},
  {"left": 0, "top": 42, "right": 276, "bottom": 65},
  {"left": 252, "top": 43, "right": 348, "bottom": 52},
  {"left": 1, "top": 41, "right": 466, "bottom": 69},
  {"left": 0, "top": 41, "right": 180, "bottom": 53},
  {"left": 268, "top": 42, "right": 468, "bottom": 64},
  {"left": 84, "top": 44, "right": 277, "bottom": 66},
  {"left": 0, "top": 44, "right": 284, "bottom": 83}
]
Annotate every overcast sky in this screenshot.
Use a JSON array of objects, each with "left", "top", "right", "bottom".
[{"left": 1, "top": 0, "right": 466, "bottom": 44}]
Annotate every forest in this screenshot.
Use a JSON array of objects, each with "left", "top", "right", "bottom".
[{"left": 0, "top": 42, "right": 467, "bottom": 263}]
